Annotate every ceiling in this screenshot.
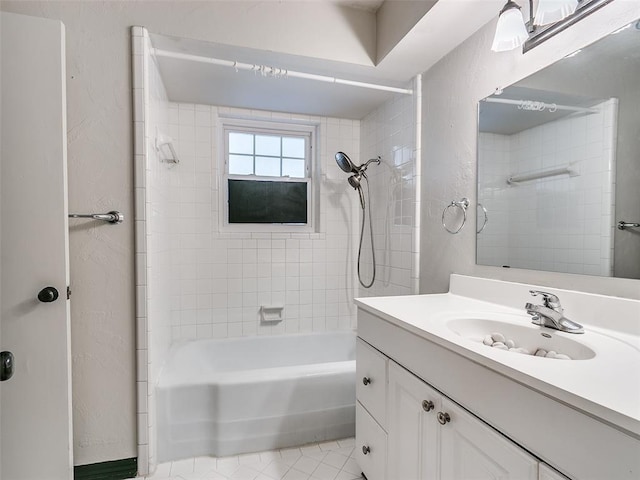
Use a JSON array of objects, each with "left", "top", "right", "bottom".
[
  {"left": 150, "top": 0, "right": 504, "bottom": 119},
  {"left": 479, "top": 86, "right": 602, "bottom": 135}
]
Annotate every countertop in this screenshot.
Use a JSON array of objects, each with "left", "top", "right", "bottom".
[{"left": 355, "top": 291, "right": 640, "bottom": 438}]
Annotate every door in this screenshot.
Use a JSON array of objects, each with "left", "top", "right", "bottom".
[
  {"left": 387, "top": 361, "right": 440, "bottom": 480},
  {"left": 439, "top": 397, "right": 538, "bottom": 480},
  {"left": 1, "top": 11, "right": 73, "bottom": 480}
]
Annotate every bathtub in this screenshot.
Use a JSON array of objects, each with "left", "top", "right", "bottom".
[{"left": 156, "top": 331, "right": 356, "bottom": 461}]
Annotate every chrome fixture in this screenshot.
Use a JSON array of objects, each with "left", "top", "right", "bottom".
[
  {"left": 492, "top": 0, "right": 612, "bottom": 53},
  {"left": 525, "top": 290, "right": 584, "bottom": 334},
  {"left": 617, "top": 221, "right": 640, "bottom": 231},
  {"left": 68, "top": 211, "right": 124, "bottom": 224},
  {"left": 437, "top": 412, "right": 451, "bottom": 425},
  {"left": 422, "top": 400, "right": 434, "bottom": 412},
  {"left": 442, "top": 198, "right": 470, "bottom": 234},
  {"left": 335, "top": 151, "right": 381, "bottom": 289}
]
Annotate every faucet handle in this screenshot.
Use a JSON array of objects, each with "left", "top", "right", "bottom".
[{"left": 529, "top": 290, "right": 563, "bottom": 312}]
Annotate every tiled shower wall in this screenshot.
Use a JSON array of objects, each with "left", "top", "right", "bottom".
[
  {"left": 358, "top": 76, "right": 421, "bottom": 297},
  {"left": 157, "top": 105, "right": 361, "bottom": 343},
  {"left": 477, "top": 99, "right": 617, "bottom": 276}
]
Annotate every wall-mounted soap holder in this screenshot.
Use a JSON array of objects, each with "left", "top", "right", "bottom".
[
  {"left": 155, "top": 128, "right": 179, "bottom": 164},
  {"left": 260, "top": 305, "right": 284, "bottom": 323}
]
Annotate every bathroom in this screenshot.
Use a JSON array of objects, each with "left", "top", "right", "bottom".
[{"left": 0, "top": 1, "right": 638, "bottom": 480}]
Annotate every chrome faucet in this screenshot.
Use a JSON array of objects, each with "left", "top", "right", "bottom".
[{"left": 525, "top": 290, "right": 584, "bottom": 334}]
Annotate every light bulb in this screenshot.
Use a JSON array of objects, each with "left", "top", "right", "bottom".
[
  {"left": 534, "top": 0, "right": 578, "bottom": 26},
  {"left": 491, "top": 2, "right": 529, "bottom": 52}
]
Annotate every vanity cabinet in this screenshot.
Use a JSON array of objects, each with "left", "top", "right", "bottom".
[
  {"left": 355, "top": 306, "right": 640, "bottom": 480},
  {"left": 386, "top": 358, "right": 537, "bottom": 480}
]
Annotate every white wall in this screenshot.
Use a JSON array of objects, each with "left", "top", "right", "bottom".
[
  {"left": 358, "top": 79, "right": 421, "bottom": 297},
  {"left": 478, "top": 99, "right": 617, "bottom": 276},
  {"left": 420, "top": 0, "right": 640, "bottom": 299}
]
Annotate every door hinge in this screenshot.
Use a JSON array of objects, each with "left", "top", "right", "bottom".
[{"left": 67, "top": 286, "right": 71, "bottom": 300}]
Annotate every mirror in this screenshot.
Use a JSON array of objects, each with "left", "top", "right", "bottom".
[{"left": 477, "top": 18, "right": 640, "bottom": 280}]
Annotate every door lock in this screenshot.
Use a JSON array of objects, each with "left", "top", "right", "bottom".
[
  {"left": 1, "top": 351, "right": 15, "bottom": 381},
  {"left": 37, "top": 286, "right": 59, "bottom": 303}
]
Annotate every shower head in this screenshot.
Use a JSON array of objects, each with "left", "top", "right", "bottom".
[{"left": 335, "top": 151, "right": 358, "bottom": 174}]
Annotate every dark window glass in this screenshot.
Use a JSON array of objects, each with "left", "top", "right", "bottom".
[{"left": 228, "top": 179, "right": 307, "bottom": 224}]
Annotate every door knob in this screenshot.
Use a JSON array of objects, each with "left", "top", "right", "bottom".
[
  {"left": 362, "top": 445, "right": 370, "bottom": 455},
  {"left": 38, "top": 286, "right": 59, "bottom": 303},
  {"left": 362, "top": 377, "right": 371, "bottom": 386}
]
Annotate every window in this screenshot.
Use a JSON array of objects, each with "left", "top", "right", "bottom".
[{"left": 221, "top": 119, "right": 314, "bottom": 231}]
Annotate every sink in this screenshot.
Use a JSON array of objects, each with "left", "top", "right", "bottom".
[{"left": 447, "top": 318, "right": 596, "bottom": 360}]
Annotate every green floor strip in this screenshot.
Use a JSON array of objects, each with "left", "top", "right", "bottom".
[{"left": 74, "top": 457, "right": 137, "bottom": 480}]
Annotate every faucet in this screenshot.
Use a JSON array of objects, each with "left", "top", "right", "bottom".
[{"left": 525, "top": 290, "right": 584, "bottom": 334}]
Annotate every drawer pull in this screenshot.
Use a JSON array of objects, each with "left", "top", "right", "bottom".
[
  {"left": 437, "top": 412, "right": 451, "bottom": 425},
  {"left": 422, "top": 400, "right": 434, "bottom": 412},
  {"left": 362, "top": 445, "right": 371, "bottom": 455},
  {"left": 362, "top": 377, "right": 371, "bottom": 386}
]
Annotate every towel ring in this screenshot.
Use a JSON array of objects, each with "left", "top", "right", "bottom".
[
  {"left": 442, "top": 198, "right": 469, "bottom": 234},
  {"left": 477, "top": 203, "right": 488, "bottom": 234}
]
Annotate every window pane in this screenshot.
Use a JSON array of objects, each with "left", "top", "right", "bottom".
[
  {"left": 229, "top": 154, "right": 254, "bottom": 175},
  {"left": 228, "top": 179, "right": 307, "bottom": 224},
  {"left": 229, "top": 132, "right": 254, "bottom": 155},
  {"left": 282, "top": 137, "right": 305, "bottom": 158},
  {"left": 282, "top": 158, "right": 305, "bottom": 178},
  {"left": 255, "top": 135, "right": 281, "bottom": 157},
  {"left": 255, "top": 156, "right": 281, "bottom": 177}
]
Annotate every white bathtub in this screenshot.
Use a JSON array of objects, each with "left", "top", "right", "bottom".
[{"left": 156, "top": 331, "right": 356, "bottom": 461}]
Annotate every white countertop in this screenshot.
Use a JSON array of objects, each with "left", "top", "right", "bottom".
[{"left": 355, "top": 290, "right": 640, "bottom": 438}]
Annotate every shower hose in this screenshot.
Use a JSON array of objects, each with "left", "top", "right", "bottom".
[{"left": 357, "top": 176, "right": 376, "bottom": 288}]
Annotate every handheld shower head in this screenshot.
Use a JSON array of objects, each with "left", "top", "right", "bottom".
[
  {"left": 335, "top": 151, "right": 358, "bottom": 174},
  {"left": 348, "top": 173, "right": 361, "bottom": 189}
]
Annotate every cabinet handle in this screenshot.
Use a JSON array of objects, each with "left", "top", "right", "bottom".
[
  {"left": 422, "top": 400, "right": 434, "bottom": 412},
  {"left": 362, "top": 445, "right": 371, "bottom": 455},
  {"left": 437, "top": 412, "right": 451, "bottom": 425},
  {"left": 362, "top": 377, "right": 371, "bottom": 386}
]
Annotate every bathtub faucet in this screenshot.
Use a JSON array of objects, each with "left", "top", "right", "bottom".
[{"left": 525, "top": 290, "right": 584, "bottom": 334}]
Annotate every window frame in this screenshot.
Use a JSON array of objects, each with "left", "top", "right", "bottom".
[{"left": 219, "top": 118, "right": 316, "bottom": 233}]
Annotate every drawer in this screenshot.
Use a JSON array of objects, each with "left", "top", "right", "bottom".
[
  {"left": 355, "top": 401, "right": 387, "bottom": 480},
  {"left": 356, "top": 337, "right": 388, "bottom": 428}
]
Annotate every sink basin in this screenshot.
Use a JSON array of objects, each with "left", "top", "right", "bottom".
[{"left": 447, "top": 318, "right": 596, "bottom": 360}]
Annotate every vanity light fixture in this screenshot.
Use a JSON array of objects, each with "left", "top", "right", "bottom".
[
  {"left": 491, "top": 0, "right": 612, "bottom": 53},
  {"left": 491, "top": 1, "right": 530, "bottom": 52},
  {"left": 534, "top": 0, "right": 578, "bottom": 26}
]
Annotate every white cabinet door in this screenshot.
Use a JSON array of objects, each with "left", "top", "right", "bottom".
[
  {"left": 440, "top": 397, "right": 538, "bottom": 480},
  {"left": 356, "top": 338, "right": 388, "bottom": 428},
  {"left": 388, "top": 361, "right": 440, "bottom": 480},
  {"left": 1, "top": 11, "right": 72, "bottom": 480},
  {"left": 355, "top": 401, "right": 387, "bottom": 480}
]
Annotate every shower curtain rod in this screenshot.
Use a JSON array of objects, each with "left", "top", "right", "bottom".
[
  {"left": 152, "top": 48, "right": 413, "bottom": 95},
  {"left": 483, "top": 97, "right": 597, "bottom": 114}
]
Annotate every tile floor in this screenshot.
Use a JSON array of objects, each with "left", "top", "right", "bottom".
[{"left": 137, "top": 438, "right": 363, "bottom": 480}]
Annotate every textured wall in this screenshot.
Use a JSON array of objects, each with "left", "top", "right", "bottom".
[
  {"left": 0, "top": 0, "right": 376, "bottom": 467},
  {"left": 420, "top": 0, "right": 640, "bottom": 299}
]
